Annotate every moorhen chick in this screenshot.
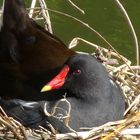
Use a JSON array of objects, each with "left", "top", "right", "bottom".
[{"left": 0, "top": 54, "right": 125, "bottom": 132}]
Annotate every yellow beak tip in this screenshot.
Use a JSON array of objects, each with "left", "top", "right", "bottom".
[{"left": 41, "top": 85, "right": 52, "bottom": 92}]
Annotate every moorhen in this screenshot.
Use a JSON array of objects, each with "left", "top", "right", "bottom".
[
  {"left": 41, "top": 54, "right": 125, "bottom": 132},
  {"left": 0, "top": 0, "right": 75, "bottom": 99},
  {"left": 0, "top": 54, "right": 125, "bottom": 132}
]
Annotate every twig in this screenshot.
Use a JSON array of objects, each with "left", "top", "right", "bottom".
[
  {"left": 45, "top": 8, "right": 138, "bottom": 77},
  {"left": 69, "top": 37, "right": 130, "bottom": 63},
  {"left": 67, "top": 0, "right": 85, "bottom": 14},
  {"left": 29, "top": 0, "right": 37, "bottom": 18},
  {"left": 0, "top": 117, "right": 23, "bottom": 140},
  {"left": 0, "top": 0, "right": 5, "bottom": 30},
  {"left": 38, "top": 0, "right": 53, "bottom": 33},
  {"left": 68, "top": 37, "right": 138, "bottom": 76},
  {"left": 114, "top": 0, "right": 139, "bottom": 66},
  {"left": 0, "top": 106, "right": 8, "bottom": 117},
  {"left": 124, "top": 93, "right": 140, "bottom": 115},
  {"left": 46, "top": 8, "right": 113, "bottom": 49},
  {"left": 55, "top": 128, "right": 140, "bottom": 140},
  {"left": 101, "top": 112, "right": 140, "bottom": 140}
]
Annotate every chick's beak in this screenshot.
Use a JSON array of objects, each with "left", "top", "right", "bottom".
[{"left": 41, "top": 65, "right": 70, "bottom": 92}]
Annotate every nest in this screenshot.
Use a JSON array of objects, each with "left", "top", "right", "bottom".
[{"left": 0, "top": 0, "right": 140, "bottom": 139}]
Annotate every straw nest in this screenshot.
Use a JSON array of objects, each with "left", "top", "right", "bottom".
[{"left": 0, "top": 0, "right": 140, "bottom": 139}]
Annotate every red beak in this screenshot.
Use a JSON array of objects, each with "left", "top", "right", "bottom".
[{"left": 41, "top": 65, "right": 70, "bottom": 92}]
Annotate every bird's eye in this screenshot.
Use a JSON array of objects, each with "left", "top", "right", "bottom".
[{"left": 72, "top": 69, "right": 81, "bottom": 75}]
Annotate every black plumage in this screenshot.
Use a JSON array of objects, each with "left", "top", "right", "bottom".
[
  {"left": 0, "top": 98, "right": 70, "bottom": 132},
  {"left": 1, "top": 54, "right": 125, "bottom": 133},
  {"left": 41, "top": 54, "right": 125, "bottom": 132},
  {"left": 0, "top": 0, "right": 75, "bottom": 99}
]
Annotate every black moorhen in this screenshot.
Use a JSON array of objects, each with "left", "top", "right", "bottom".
[
  {"left": 41, "top": 54, "right": 125, "bottom": 132},
  {"left": 0, "top": 0, "right": 75, "bottom": 99},
  {"left": 0, "top": 54, "right": 125, "bottom": 133}
]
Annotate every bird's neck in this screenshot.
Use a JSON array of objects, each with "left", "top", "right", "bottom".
[{"left": 70, "top": 79, "right": 111, "bottom": 102}]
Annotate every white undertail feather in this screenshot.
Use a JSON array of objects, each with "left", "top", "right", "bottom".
[{"left": 0, "top": 0, "right": 5, "bottom": 31}]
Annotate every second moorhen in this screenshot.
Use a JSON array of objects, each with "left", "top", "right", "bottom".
[
  {"left": 1, "top": 54, "right": 125, "bottom": 132},
  {"left": 41, "top": 54, "right": 125, "bottom": 132}
]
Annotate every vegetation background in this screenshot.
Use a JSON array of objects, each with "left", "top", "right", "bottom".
[{"left": 23, "top": 0, "right": 140, "bottom": 64}]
